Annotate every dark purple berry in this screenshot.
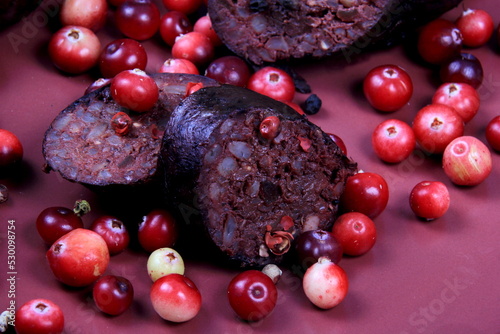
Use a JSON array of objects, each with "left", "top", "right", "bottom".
[
  {"left": 440, "top": 53, "right": 483, "bottom": 89},
  {"left": 303, "top": 94, "right": 322, "bottom": 115}
]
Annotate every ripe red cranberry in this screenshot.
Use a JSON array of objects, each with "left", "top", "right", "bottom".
[
  {"left": 15, "top": 299, "right": 64, "bottom": 334},
  {"left": 59, "top": 0, "right": 107, "bottom": 32},
  {"left": 412, "top": 104, "right": 464, "bottom": 154},
  {"left": 159, "top": 11, "right": 193, "bottom": 47},
  {"left": 150, "top": 273, "right": 202, "bottom": 322},
  {"left": 193, "top": 15, "right": 222, "bottom": 46},
  {"left": 340, "top": 171, "right": 389, "bottom": 219},
  {"left": 409, "top": 181, "right": 450, "bottom": 221},
  {"left": 205, "top": 56, "right": 251, "bottom": 87},
  {"left": 90, "top": 215, "right": 130, "bottom": 255},
  {"left": 110, "top": 69, "right": 159, "bottom": 112},
  {"left": 46, "top": 228, "right": 110, "bottom": 287},
  {"left": 171, "top": 31, "right": 215, "bottom": 66},
  {"left": 138, "top": 209, "right": 178, "bottom": 252},
  {"left": 455, "top": 8, "right": 494, "bottom": 48},
  {"left": 48, "top": 25, "right": 101, "bottom": 74},
  {"left": 363, "top": 64, "right": 413, "bottom": 112},
  {"left": 93, "top": 275, "right": 134, "bottom": 316},
  {"left": 159, "top": 58, "right": 199, "bottom": 75},
  {"left": 36, "top": 206, "right": 84, "bottom": 245},
  {"left": 372, "top": 119, "right": 416, "bottom": 163},
  {"left": 440, "top": 53, "right": 483, "bottom": 89},
  {"left": 162, "top": 0, "right": 203, "bottom": 15},
  {"left": 247, "top": 66, "right": 295, "bottom": 102},
  {"left": 99, "top": 39, "right": 148, "bottom": 78},
  {"left": 227, "top": 270, "right": 278, "bottom": 322},
  {"left": 485, "top": 115, "right": 500, "bottom": 151},
  {"left": 332, "top": 212, "right": 376, "bottom": 256},
  {"left": 115, "top": 0, "right": 160, "bottom": 41},
  {"left": 431, "top": 82, "right": 480, "bottom": 123},
  {"left": 0, "top": 129, "right": 23, "bottom": 167},
  {"left": 417, "top": 18, "right": 463, "bottom": 64}
]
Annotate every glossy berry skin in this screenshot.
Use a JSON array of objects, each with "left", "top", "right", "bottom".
[
  {"left": 46, "top": 229, "right": 109, "bottom": 287},
  {"left": 205, "top": 56, "right": 251, "bottom": 87},
  {"left": 150, "top": 274, "right": 202, "bottom": 322},
  {"left": 0, "top": 129, "right": 23, "bottom": 167},
  {"left": 417, "top": 19, "right": 463, "bottom": 64},
  {"left": 440, "top": 53, "right": 483, "bottom": 89},
  {"left": 328, "top": 133, "right": 348, "bottom": 156},
  {"left": 332, "top": 212, "right": 376, "bottom": 256},
  {"left": 294, "top": 230, "right": 343, "bottom": 269},
  {"left": 412, "top": 104, "right": 464, "bottom": 154},
  {"left": 372, "top": 119, "right": 416, "bottom": 163},
  {"left": 227, "top": 270, "right": 278, "bottom": 322},
  {"left": 485, "top": 116, "right": 500, "bottom": 151},
  {"left": 138, "top": 209, "right": 178, "bottom": 252},
  {"left": 259, "top": 116, "right": 281, "bottom": 140},
  {"left": 111, "top": 69, "right": 159, "bottom": 112},
  {"left": 90, "top": 216, "right": 130, "bottom": 255},
  {"left": 302, "top": 257, "right": 348, "bottom": 310},
  {"left": 147, "top": 247, "right": 185, "bottom": 282},
  {"left": 159, "top": 11, "right": 193, "bottom": 47},
  {"left": 432, "top": 83, "right": 480, "bottom": 123},
  {"left": 456, "top": 9, "right": 494, "bottom": 48},
  {"left": 15, "top": 299, "right": 64, "bottom": 334},
  {"left": 48, "top": 25, "right": 101, "bottom": 74},
  {"left": 340, "top": 172, "right": 389, "bottom": 219},
  {"left": 93, "top": 275, "right": 134, "bottom": 316},
  {"left": 162, "top": 0, "right": 202, "bottom": 15},
  {"left": 115, "top": 0, "right": 160, "bottom": 41},
  {"left": 85, "top": 78, "right": 112, "bottom": 94},
  {"left": 363, "top": 64, "right": 413, "bottom": 112},
  {"left": 59, "top": 0, "right": 108, "bottom": 32},
  {"left": 159, "top": 58, "right": 199, "bottom": 74},
  {"left": 248, "top": 66, "right": 295, "bottom": 102},
  {"left": 172, "top": 31, "right": 215, "bottom": 66},
  {"left": 409, "top": 181, "right": 450, "bottom": 220},
  {"left": 99, "top": 39, "right": 148, "bottom": 78},
  {"left": 443, "top": 136, "right": 492, "bottom": 186},
  {"left": 194, "top": 15, "right": 222, "bottom": 46},
  {"left": 36, "top": 207, "right": 84, "bottom": 245}
]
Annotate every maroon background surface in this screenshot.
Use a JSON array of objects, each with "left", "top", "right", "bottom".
[{"left": 1, "top": 0, "right": 500, "bottom": 333}]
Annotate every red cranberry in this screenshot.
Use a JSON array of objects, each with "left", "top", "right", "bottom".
[{"left": 417, "top": 18, "right": 463, "bottom": 64}]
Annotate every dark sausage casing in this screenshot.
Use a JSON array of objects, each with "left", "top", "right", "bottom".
[
  {"left": 208, "top": 0, "right": 463, "bottom": 65},
  {"left": 42, "top": 73, "right": 219, "bottom": 189},
  {"left": 162, "top": 85, "right": 357, "bottom": 266}
]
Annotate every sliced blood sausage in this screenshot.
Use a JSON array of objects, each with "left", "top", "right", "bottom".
[
  {"left": 207, "top": 0, "right": 463, "bottom": 65},
  {"left": 42, "top": 73, "right": 219, "bottom": 189},
  {"left": 161, "top": 85, "right": 357, "bottom": 266}
]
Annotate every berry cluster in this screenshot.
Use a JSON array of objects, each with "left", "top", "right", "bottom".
[
  {"left": 47, "top": 0, "right": 310, "bottom": 116},
  {"left": 363, "top": 8, "right": 498, "bottom": 220}
]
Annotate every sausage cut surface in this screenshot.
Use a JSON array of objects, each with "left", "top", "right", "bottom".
[
  {"left": 161, "top": 85, "right": 357, "bottom": 266},
  {"left": 208, "top": 0, "right": 463, "bottom": 64},
  {"left": 43, "top": 73, "right": 219, "bottom": 188}
]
